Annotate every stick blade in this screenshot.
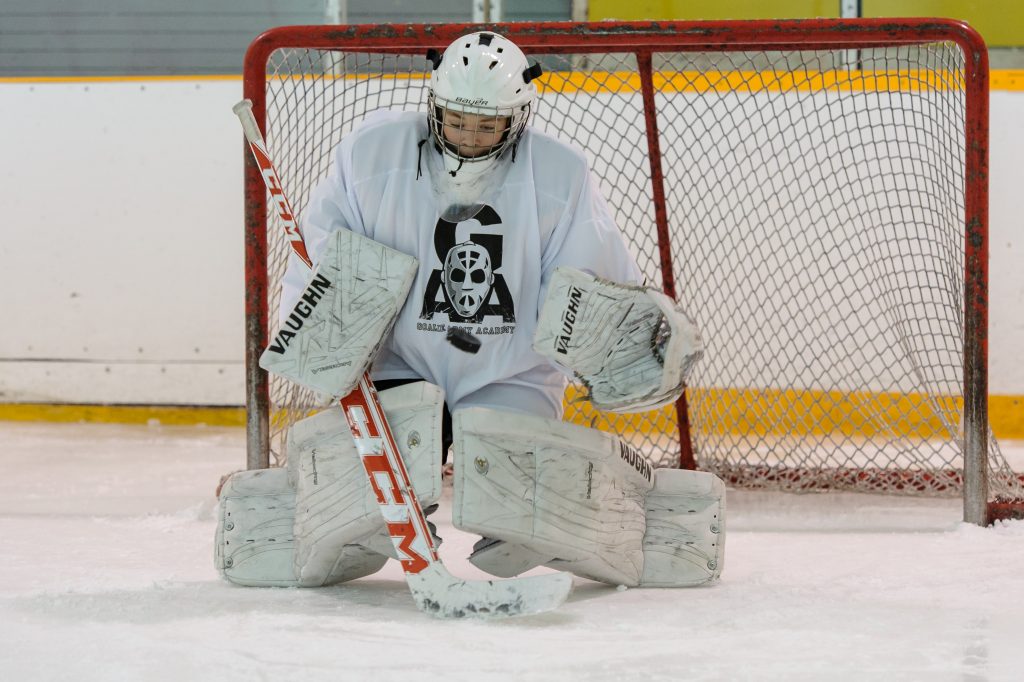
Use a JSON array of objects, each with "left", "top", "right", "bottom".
[{"left": 407, "top": 564, "right": 573, "bottom": 619}]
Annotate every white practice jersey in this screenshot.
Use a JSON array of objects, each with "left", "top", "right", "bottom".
[{"left": 280, "top": 111, "right": 642, "bottom": 418}]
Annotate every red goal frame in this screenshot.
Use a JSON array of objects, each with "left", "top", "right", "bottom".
[{"left": 241, "top": 19, "right": 1000, "bottom": 523}]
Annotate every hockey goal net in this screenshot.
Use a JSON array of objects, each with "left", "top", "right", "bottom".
[{"left": 241, "top": 20, "right": 1023, "bottom": 524}]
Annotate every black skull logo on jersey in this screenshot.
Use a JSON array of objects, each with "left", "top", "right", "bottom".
[
  {"left": 443, "top": 242, "right": 493, "bottom": 317},
  {"left": 421, "top": 205, "right": 515, "bottom": 324}
]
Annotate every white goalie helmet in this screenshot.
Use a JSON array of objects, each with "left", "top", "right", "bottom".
[{"left": 426, "top": 32, "right": 541, "bottom": 182}]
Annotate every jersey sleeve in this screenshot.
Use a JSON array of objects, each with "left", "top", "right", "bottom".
[
  {"left": 278, "top": 136, "right": 367, "bottom": 324},
  {"left": 538, "top": 155, "right": 643, "bottom": 309}
]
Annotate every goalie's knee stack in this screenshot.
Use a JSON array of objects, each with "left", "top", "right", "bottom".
[
  {"left": 453, "top": 407, "right": 651, "bottom": 586},
  {"left": 453, "top": 407, "right": 726, "bottom": 588},
  {"left": 288, "top": 407, "right": 393, "bottom": 585},
  {"left": 289, "top": 381, "right": 444, "bottom": 585},
  {"left": 214, "top": 382, "right": 445, "bottom": 588}
]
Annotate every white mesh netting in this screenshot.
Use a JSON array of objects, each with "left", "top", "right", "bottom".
[{"left": 250, "top": 40, "right": 1021, "bottom": 501}]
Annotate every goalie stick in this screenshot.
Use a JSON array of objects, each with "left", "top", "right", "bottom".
[{"left": 233, "top": 100, "right": 572, "bottom": 618}]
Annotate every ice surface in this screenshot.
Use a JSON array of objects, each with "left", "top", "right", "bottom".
[{"left": 1, "top": 422, "right": 1022, "bottom": 682}]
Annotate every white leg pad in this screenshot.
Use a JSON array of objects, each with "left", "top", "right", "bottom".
[
  {"left": 216, "top": 468, "right": 300, "bottom": 587},
  {"left": 640, "top": 468, "right": 725, "bottom": 587},
  {"left": 453, "top": 408, "right": 653, "bottom": 586},
  {"left": 454, "top": 408, "right": 727, "bottom": 587},
  {"left": 290, "top": 381, "right": 444, "bottom": 585},
  {"left": 468, "top": 471, "right": 726, "bottom": 587},
  {"left": 214, "top": 381, "right": 444, "bottom": 588},
  {"left": 215, "top": 468, "right": 390, "bottom": 587}
]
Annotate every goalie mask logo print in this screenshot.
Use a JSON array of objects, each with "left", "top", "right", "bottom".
[
  {"left": 443, "top": 242, "right": 493, "bottom": 317},
  {"left": 421, "top": 205, "right": 515, "bottom": 324}
]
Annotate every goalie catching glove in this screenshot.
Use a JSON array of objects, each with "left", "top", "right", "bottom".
[{"left": 534, "top": 267, "right": 703, "bottom": 412}]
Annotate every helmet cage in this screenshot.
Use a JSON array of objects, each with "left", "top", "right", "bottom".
[{"left": 427, "top": 91, "right": 532, "bottom": 168}]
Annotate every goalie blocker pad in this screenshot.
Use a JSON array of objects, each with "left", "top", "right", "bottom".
[
  {"left": 533, "top": 267, "right": 703, "bottom": 413},
  {"left": 453, "top": 407, "right": 724, "bottom": 587},
  {"left": 259, "top": 229, "right": 418, "bottom": 398},
  {"left": 214, "top": 382, "right": 444, "bottom": 587}
]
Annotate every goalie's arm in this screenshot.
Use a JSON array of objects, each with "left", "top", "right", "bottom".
[
  {"left": 278, "top": 138, "right": 368, "bottom": 324},
  {"left": 531, "top": 151, "right": 701, "bottom": 412},
  {"left": 536, "top": 144, "right": 645, "bottom": 302}
]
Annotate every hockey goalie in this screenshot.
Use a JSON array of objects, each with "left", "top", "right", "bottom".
[{"left": 216, "top": 31, "right": 725, "bottom": 592}]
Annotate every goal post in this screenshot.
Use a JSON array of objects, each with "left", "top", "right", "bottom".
[{"left": 240, "top": 19, "right": 1023, "bottom": 525}]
